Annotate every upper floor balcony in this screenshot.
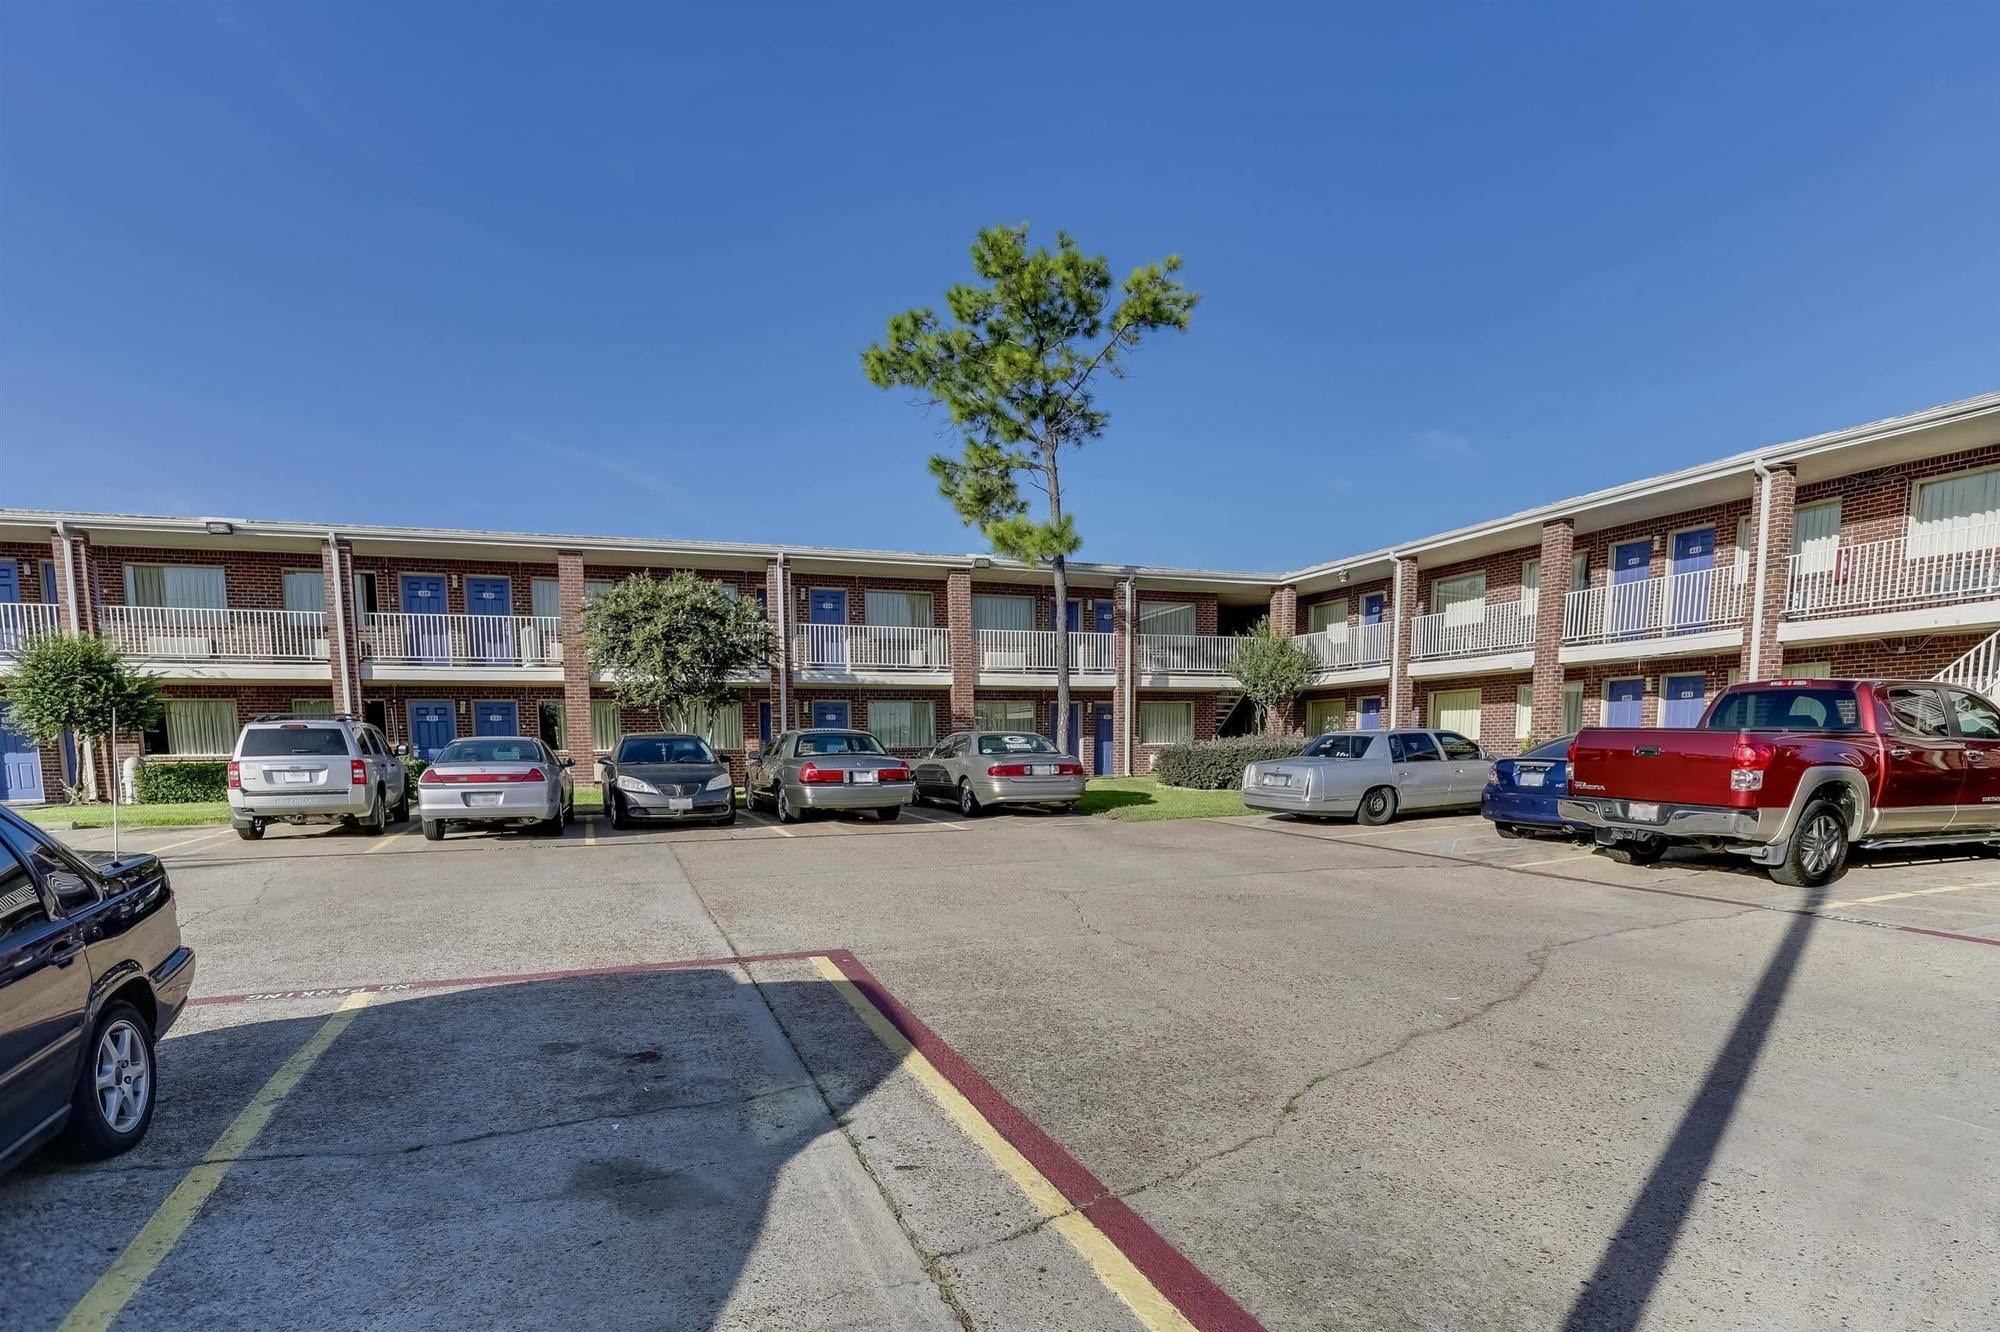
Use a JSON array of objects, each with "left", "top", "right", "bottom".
[
  {"left": 100, "top": 605, "right": 330, "bottom": 664},
  {"left": 792, "top": 623, "right": 949, "bottom": 674},
  {"left": 1136, "top": 633, "right": 1242, "bottom": 677},
  {"left": 1290, "top": 621, "right": 1391, "bottom": 675},
  {"left": 1562, "top": 567, "right": 1747, "bottom": 647},
  {"left": 1411, "top": 600, "right": 1535, "bottom": 662},
  {"left": 0, "top": 602, "right": 60, "bottom": 660},
  {"left": 976, "top": 629, "right": 1115, "bottom": 676},
  {"left": 1785, "top": 526, "right": 2000, "bottom": 622},
  {"left": 361, "top": 612, "right": 565, "bottom": 668}
]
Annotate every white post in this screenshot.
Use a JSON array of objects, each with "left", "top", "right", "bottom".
[{"left": 109, "top": 700, "right": 119, "bottom": 860}]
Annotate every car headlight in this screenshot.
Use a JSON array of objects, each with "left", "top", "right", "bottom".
[
  {"left": 615, "top": 775, "right": 658, "bottom": 795},
  {"left": 704, "top": 772, "right": 733, "bottom": 791}
]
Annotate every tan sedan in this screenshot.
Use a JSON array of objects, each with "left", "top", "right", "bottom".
[{"left": 912, "top": 731, "right": 1087, "bottom": 817}]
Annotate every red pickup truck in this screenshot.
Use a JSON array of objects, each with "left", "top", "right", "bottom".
[{"left": 1560, "top": 678, "right": 2000, "bottom": 887}]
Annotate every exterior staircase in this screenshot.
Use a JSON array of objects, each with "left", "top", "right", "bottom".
[{"left": 1934, "top": 630, "right": 2000, "bottom": 695}]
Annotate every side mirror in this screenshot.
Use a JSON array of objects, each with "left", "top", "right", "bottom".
[
  {"left": 558, "top": 756, "right": 574, "bottom": 769},
  {"left": 394, "top": 743, "right": 410, "bottom": 757}
]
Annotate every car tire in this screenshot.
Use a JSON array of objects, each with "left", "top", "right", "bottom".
[
  {"left": 1768, "top": 797, "right": 1849, "bottom": 889},
  {"left": 716, "top": 799, "right": 737, "bottom": 826},
  {"left": 358, "top": 787, "right": 387, "bottom": 836},
  {"left": 1052, "top": 803, "right": 1077, "bottom": 815},
  {"left": 541, "top": 801, "right": 567, "bottom": 837},
  {"left": 875, "top": 805, "right": 900, "bottom": 822},
  {"left": 957, "top": 780, "right": 984, "bottom": 818},
  {"left": 776, "top": 784, "right": 799, "bottom": 824},
  {"left": 606, "top": 792, "right": 625, "bottom": 830},
  {"left": 1356, "top": 786, "right": 1397, "bottom": 826},
  {"left": 1494, "top": 822, "right": 1521, "bottom": 840},
  {"left": 1602, "top": 835, "right": 1667, "bottom": 866},
  {"left": 61, "top": 1001, "right": 156, "bottom": 1161},
  {"left": 235, "top": 821, "right": 264, "bottom": 841},
  {"left": 391, "top": 782, "right": 411, "bottom": 824}
]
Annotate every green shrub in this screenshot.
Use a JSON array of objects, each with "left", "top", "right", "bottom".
[
  {"left": 134, "top": 761, "right": 230, "bottom": 804},
  {"left": 1153, "top": 734, "right": 1306, "bottom": 790},
  {"left": 405, "top": 757, "right": 428, "bottom": 783}
]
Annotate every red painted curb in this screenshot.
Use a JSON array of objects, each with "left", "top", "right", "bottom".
[{"left": 826, "top": 949, "right": 1269, "bottom": 1332}]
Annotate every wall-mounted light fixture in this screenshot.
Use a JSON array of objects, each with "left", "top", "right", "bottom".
[
  {"left": 457, "top": 700, "right": 468, "bottom": 715},
  {"left": 972, "top": 556, "right": 992, "bottom": 569},
  {"left": 202, "top": 519, "right": 234, "bottom": 535},
  {"left": 449, "top": 573, "right": 460, "bottom": 589}
]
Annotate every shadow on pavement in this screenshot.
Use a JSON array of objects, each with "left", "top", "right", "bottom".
[
  {"left": 1, "top": 968, "right": 906, "bottom": 1331},
  {"left": 1561, "top": 882, "right": 1831, "bottom": 1330}
]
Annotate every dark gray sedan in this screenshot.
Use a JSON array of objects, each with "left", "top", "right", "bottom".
[
  {"left": 602, "top": 733, "right": 737, "bottom": 827},
  {"left": 746, "top": 729, "right": 915, "bottom": 824}
]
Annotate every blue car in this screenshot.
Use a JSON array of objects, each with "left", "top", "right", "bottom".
[{"left": 1481, "top": 735, "right": 1588, "bottom": 838}]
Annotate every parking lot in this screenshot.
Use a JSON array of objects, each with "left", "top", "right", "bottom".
[{"left": 6, "top": 804, "right": 1998, "bottom": 1331}]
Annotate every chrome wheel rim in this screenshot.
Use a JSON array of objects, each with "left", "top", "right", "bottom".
[
  {"left": 960, "top": 785, "right": 974, "bottom": 815},
  {"left": 1799, "top": 813, "right": 1842, "bottom": 877},
  {"left": 1366, "top": 791, "right": 1388, "bottom": 817},
  {"left": 94, "top": 1020, "right": 150, "bottom": 1134},
  {"left": 778, "top": 788, "right": 791, "bottom": 820}
]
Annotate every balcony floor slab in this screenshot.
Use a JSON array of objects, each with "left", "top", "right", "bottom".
[
  {"left": 1409, "top": 650, "right": 1534, "bottom": 679},
  {"left": 1558, "top": 627, "right": 1743, "bottom": 666},
  {"left": 1778, "top": 599, "right": 2000, "bottom": 646},
  {"left": 362, "top": 664, "right": 566, "bottom": 685}
]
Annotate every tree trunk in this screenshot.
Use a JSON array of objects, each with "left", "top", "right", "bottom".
[{"left": 1047, "top": 446, "right": 1070, "bottom": 756}]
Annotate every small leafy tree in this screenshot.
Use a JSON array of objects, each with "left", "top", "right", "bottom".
[
  {"left": 863, "top": 223, "right": 1197, "bottom": 750},
  {"left": 0, "top": 633, "right": 163, "bottom": 802},
  {"left": 1229, "top": 618, "right": 1315, "bottom": 733},
  {"left": 581, "top": 573, "right": 771, "bottom": 737}
]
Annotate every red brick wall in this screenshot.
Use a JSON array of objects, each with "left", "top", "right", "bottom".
[
  {"left": 964, "top": 687, "right": 1117, "bottom": 773},
  {"left": 1796, "top": 441, "right": 2000, "bottom": 547},
  {"left": 1300, "top": 577, "right": 1393, "bottom": 630},
  {"left": 786, "top": 687, "right": 953, "bottom": 759},
  {"left": 351, "top": 556, "right": 565, "bottom": 616},
  {"left": 1797, "top": 634, "right": 1989, "bottom": 681},
  {"left": 1415, "top": 545, "right": 1544, "bottom": 612},
  {"left": 786, "top": 574, "right": 950, "bottom": 625},
  {"left": 1575, "top": 499, "right": 1756, "bottom": 589}
]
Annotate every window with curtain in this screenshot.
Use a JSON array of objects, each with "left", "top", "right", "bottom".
[
  {"left": 290, "top": 697, "right": 335, "bottom": 719},
  {"left": 531, "top": 578, "right": 562, "bottom": 619},
  {"left": 868, "top": 700, "right": 935, "bottom": 748},
  {"left": 1570, "top": 551, "right": 1588, "bottom": 589},
  {"left": 351, "top": 571, "right": 379, "bottom": 616},
  {"left": 1784, "top": 661, "right": 1832, "bottom": 679},
  {"left": 584, "top": 579, "right": 618, "bottom": 604},
  {"left": 1562, "top": 682, "right": 1585, "bottom": 735},
  {"left": 1431, "top": 573, "right": 1486, "bottom": 626},
  {"left": 1138, "top": 700, "right": 1193, "bottom": 744},
  {"left": 1307, "top": 599, "right": 1348, "bottom": 634},
  {"left": 537, "top": 700, "right": 566, "bottom": 749},
  {"left": 590, "top": 700, "right": 622, "bottom": 752},
  {"left": 1733, "top": 516, "right": 1754, "bottom": 585},
  {"left": 165, "top": 699, "right": 238, "bottom": 755},
  {"left": 282, "top": 571, "right": 325, "bottom": 613},
  {"left": 1305, "top": 698, "right": 1345, "bottom": 734},
  {"left": 971, "top": 594, "right": 1035, "bottom": 631},
  {"left": 1792, "top": 500, "right": 1842, "bottom": 574},
  {"left": 1910, "top": 467, "right": 2000, "bottom": 556},
  {"left": 125, "top": 564, "right": 227, "bottom": 609},
  {"left": 1427, "top": 687, "right": 1482, "bottom": 740},
  {"left": 1516, "top": 684, "right": 1533, "bottom": 743},
  {"left": 975, "top": 699, "right": 1036, "bottom": 730},
  {"left": 685, "top": 700, "right": 744, "bottom": 750},
  {"left": 1138, "top": 602, "right": 1196, "bottom": 636},
  {"left": 1521, "top": 559, "right": 1541, "bottom": 602},
  {"left": 865, "top": 590, "right": 932, "bottom": 626}
]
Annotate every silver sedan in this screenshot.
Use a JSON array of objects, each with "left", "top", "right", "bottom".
[
  {"left": 913, "top": 731, "right": 1087, "bottom": 817},
  {"left": 746, "top": 729, "right": 915, "bottom": 823},
  {"left": 418, "top": 736, "right": 574, "bottom": 839},
  {"left": 1241, "top": 729, "right": 1489, "bottom": 824}
]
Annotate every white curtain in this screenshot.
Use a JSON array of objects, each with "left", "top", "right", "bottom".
[
  {"left": 680, "top": 700, "right": 743, "bottom": 750},
  {"left": 1305, "top": 698, "right": 1345, "bottom": 734},
  {"left": 1307, "top": 599, "right": 1348, "bottom": 635},
  {"left": 868, "top": 700, "right": 935, "bottom": 748},
  {"left": 1516, "top": 684, "right": 1533, "bottom": 743},
  {"left": 1432, "top": 574, "right": 1486, "bottom": 628},
  {"left": 290, "top": 697, "right": 335, "bottom": 719},
  {"left": 1733, "top": 516, "right": 1753, "bottom": 585},
  {"left": 1562, "top": 683, "right": 1584, "bottom": 735},
  {"left": 1792, "top": 501, "right": 1842, "bottom": 574},
  {"left": 972, "top": 594, "right": 1035, "bottom": 631},
  {"left": 283, "top": 571, "right": 325, "bottom": 613},
  {"left": 1138, "top": 700, "right": 1193, "bottom": 744},
  {"left": 975, "top": 699, "right": 1036, "bottom": 730},
  {"left": 165, "top": 699, "right": 238, "bottom": 755},
  {"left": 1911, "top": 469, "right": 2000, "bottom": 557},
  {"left": 531, "top": 578, "right": 562, "bottom": 619},
  {"left": 1138, "top": 602, "right": 1196, "bottom": 636},
  {"left": 1570, "top": 551, "right": 1589, "bottom": 589},
  {"left": 865, "top": 590, "right": 932, "bottom": 626},
  {"left": 1428, "top": 687, "right": 1482, "bottom": 740},
  {"left": 590, "top": 701, "right": 622, "bottom": 752}
]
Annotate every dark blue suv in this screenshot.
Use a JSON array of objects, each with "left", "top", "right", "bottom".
[{"left": 0, "top": 806, "right": 194, "bottom": 1175}]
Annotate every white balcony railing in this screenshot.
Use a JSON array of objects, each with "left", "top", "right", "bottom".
[
  {"left": 974, "top": 629, "right": 1115, "bottom": 674},
  {"left": 1411, "top": 600, "right": 1536, "bottom": 660},
  {"left": 1562, "top": 567, "right": 1747, "bottom": 645},
  {"left": 1936, "top": 632, "right": 2000, "bottom": 696},
  {"left": 1290, "top": 620, "right": 1391, "bottom": 673},
  {"left": 0, "top": 602, "right": 60, "bottom": 657},
  {"left": 101, "top": 606, "right": 331, "bottom": 663},
  {"left": 1786, "top": 527, "right": 2000, "bottom": 620},
  {"left": 1136, "top": 633, "right": 1242, "bottom": 675},
  {"left": 361, "top": 613, "right": 564, "bottom": 667},
  {"left": 793, "top": 623, "right": 949, "bottom": 672}
]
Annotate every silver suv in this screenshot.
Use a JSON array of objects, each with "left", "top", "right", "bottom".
[{"left": 227, "top": 715, "right": 410, "bottom": 841}]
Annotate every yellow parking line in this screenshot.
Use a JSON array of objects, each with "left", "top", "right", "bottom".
[
  {"left": 583, "top": 816, "right": 598, "bottom": 847},
  {"left": 1511, "top": 852, "right": 1598, "bottom": 869},
  {"left": 144, "top": 828, "right": 238, "bottom": 857},
  {"left": 810, "top": 957, "right": 1197, "bottom": 1332},
  {"left": 59, "top": 992, "right": 377, "bottom": 1332},
  {"left": 1816, "top": 879, "right": 2000, "bottom": 912},
  {"left": 364, "top": 823, "right": 417, "bottom": 853}
]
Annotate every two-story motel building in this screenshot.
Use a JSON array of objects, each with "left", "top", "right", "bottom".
[{"left": 2, "top": 390, "right": 1997, "bottom": 804}]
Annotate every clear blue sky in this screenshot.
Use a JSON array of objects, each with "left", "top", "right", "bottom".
[{"left": 3, "top": 3, "right": 1996, "bottom": 572}]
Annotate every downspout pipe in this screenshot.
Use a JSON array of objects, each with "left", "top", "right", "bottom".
[
  {"left": 54, "top": 522, "right": 96, "bottom": 798},
  {"left": 773, "top": 552, "right": 790, "bottom": 729},
  {"left": 1388, "top": 553, "right": 1406, "bottom": 726},
  {"left": 327, "top": 532, "right": 353, "bottom": 716},
  {"left": 1748, "top": 461, "right": 1774, "bottom": 681}
]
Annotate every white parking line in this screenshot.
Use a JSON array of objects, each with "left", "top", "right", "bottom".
[
  {"left": 145, "top": 827, "right": 239, "bottom": 857},
  {"left": 1509, "top": 851, "right": 1598, "bottom": 869}
]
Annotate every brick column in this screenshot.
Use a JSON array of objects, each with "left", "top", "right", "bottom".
[
  {"left": 1389, "top": 556, "right": 1419, "bottom": 727},
  {"left": 1742, "top": 465, "right": 1797, "bottom": 682},
  {"left": 765, "top": 558, "right": 790, "bottom": 737},
  {"left": 946, "top": 569, "right": 975, "bottom": 733},
  {"left": 49, "top": 529, "right": 99, "bottom": 636},
  {"left": 1266, "top": 584, "right": 1300, "bottom": 735},
  {"left": 1112, "top": 576, "right": 1135, "bottom": 775},
  {"left": 557, "top": 551, "right": 594, "bottom": 767},
  {"left": 322, "top": 538, "right": 363, "bottom": 718},
  {"left": 1529, "top": 520, "right": 1573, "bottom": 742}
]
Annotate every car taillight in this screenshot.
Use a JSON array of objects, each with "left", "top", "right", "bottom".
[
  {"left": 420, "top": 766, "right": 441, "bottom": 785},
  {"left": 424, "top": 768, "right": 546, "bottom": 785},
  {"left": 878, "top": 766, "right": 911, "bottom": 782},
  {"left": 1056, "top": 762, "right": 1084, "bottom": 776},
  {"left": 351, "top": 759, "right": 367, "bottom": 786},
  {"left": 988, "top": 763, "right": 1030, "bottom": 778},
  {"left": 1566, "top": 739, "right": 1577, "bottom": 765},
  {"left": 227, "top": 761, "right": 240, "bottom": 789},
  {"left": 1730, "top": 740, "right": 1772, "bottom": 792},
  {"left": 798, "top": 763, "right": 844, "bottom": 784}
]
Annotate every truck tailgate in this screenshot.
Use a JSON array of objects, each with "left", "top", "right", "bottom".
[{"left": 1569, "top": 728, "right": 1746, "bottom": 806}]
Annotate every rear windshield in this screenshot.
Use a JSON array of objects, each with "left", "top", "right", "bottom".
[
  {"left": 796, "top": 732, "right": 885, "bottom": 756},
  {"left": 437, "top": 739, "right": 544, "bottom": 765},
  {"left": 1523, "top": 736, "right": 1574, "bottom": 760},
  {"left": 1304, "top": 735, "right": 1374, "bottom": 758},
  {"left": 978, "top": 733, "right": 1059, "bottom": 755},
  {"left": 240, "top": 726, "right": 350, "bottom": 757},
  {"left": 1705, "top": 687, "right": 1862, "bottom": 733},
  {"left": 616, "top": 736, "right": 716, "bottom": 764}
]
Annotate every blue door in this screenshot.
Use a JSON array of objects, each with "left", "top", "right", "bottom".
[
  {"left": 1046, "top": 704, "right": 1081, "bottom": 757},
  {"left": 400, "top": 575, "right": 449, "bottom": 663},
  {"left": 1668, "top": 528, "right": 1714, "bottom": 633},
  {"left": 1606, "top": 679, "right": 1645, "bottom": 728},
  {"left": 474, "top": 700, "right": 519, "bottom": 737},
  {"left": 408, "top": 699, "right": 456, "bottom": 762},
  {"left": 758, "top": 701, "right": 772, "bottom": 744},
  {"left": 809, "top": 589, "right": 847, "bottom": 668},
  {"left": 1609, "top": 539, "right": 1652, "bottom": 639},
  {"left": 1062, "top": 600, "right": 1115, "bottom": 632},
  {"left": 1361, "top": 594, "right": 1386, "bottom": 623},
  {"left": 1092, "top": 703, "right": 1114, "bottom": 775},
  {"left": 1358, "top": 696, "right": 1384, "bottom": 730},
  {"left": 810, "top": 700, "right": 849, "bottom": 729},
  {"left": 465, "top": 577, "right": 513, "bottom": 662},
  {"left": 0, "top": 704, "right": 46, "bottom": 803},
  {"left": 1662, "top": 675, "right": 1707, "bottom": 729},
  {"left": 0, "top": 561, "right": 18, "bottom": 655}
]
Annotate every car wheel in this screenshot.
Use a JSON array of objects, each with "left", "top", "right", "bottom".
[
  {"left": 875, "top": 804, "right": 901, "bottom": 822},
  {"left": 716, "top": 799, "right": 737, "bottom": 826},
  {"left": 958, "top": 780, "right": 983, "bottom": 818},
  {"left": 62, "top": 1002, "right": 156, "bottom": 1160},
  {"left": 1356, "top": 786, "right": 1397, "bottom": 826},
  {"left": 391, "top": 782, "right": 411, "bottom": 823},
  {"left": 1494, "top": 822, "right": 1521, "bottom": 840},
  {"left": 422, "top": 820, "right": 444, "bottom": 842},
  {"left": 1769, "top": 798, "right": 1849, "bottom": 889},
  {"left": 359, "top": 787, "right": 387, "bottom": 836},
  {"left": 235, "top": 821, "right": 264, "bottom": 841},
  {"left": 1052, "top": 803, "right": 1077, "bottom": 815},
  {"left": 542, "top": 801, "right": 567, "bottom": 837},
  {"left": 1602, "top": 835, "right": 1667, "bottom": 866},
  {"left": 606, "top": 791, "right": 624, "bottom": 830},
  {"left": 776, "top": 784, "right": 798, "bottom": 824}
]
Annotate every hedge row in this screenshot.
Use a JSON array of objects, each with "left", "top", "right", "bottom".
[
  {"left": 1153, "top": 735, "right": 1306, "bottom": 790},
  {"left": 134, "top": 761, "right": 229, "bottom": 804}
]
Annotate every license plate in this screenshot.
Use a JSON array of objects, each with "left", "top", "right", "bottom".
[
  {"left": 467, "top": 792, "right": 501, "bottom": 808},
  {"left": 850, "top": 770, "right": 878, "bottom": 784},
  {"left": 280, "top": 771, "right": 313, "bottom": 785},
  {"left": 1260, "top": 772, "right": 1291, "bottom": 787},
  {"left": 668, "top": 797, "right": 693, "bottom": 811},
  {"left": 1627, "top": 801, "right": 1661, "bottom": 822},
  {"left": 1031, "top": 764, "right": 1058, "bottom": 776},
  {"left": 1518, "top": 770, "right": 1545, "bottom": 788}
]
